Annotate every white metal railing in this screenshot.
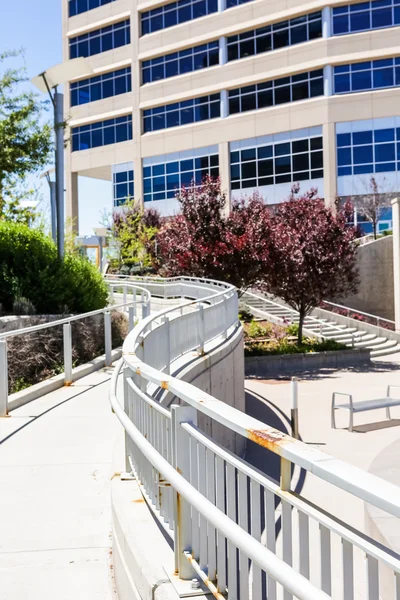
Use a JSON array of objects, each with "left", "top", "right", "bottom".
[
  {"left": 110, "top": 275, "right": 400, "bottom": 600},
  {"left": 320, "top": 299, "right": 395, "bottom": 330},
  {"left": 0, "top": 280, "right": 151, "bottom": 416}
]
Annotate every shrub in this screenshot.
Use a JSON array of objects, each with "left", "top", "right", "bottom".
[{"left": 0, "top": 222, "right": 108, "bottom": 314}]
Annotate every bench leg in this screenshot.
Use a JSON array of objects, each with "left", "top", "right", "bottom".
[
  {"left": 386, "top": 406, "right": 391, "bottom": 420},
  {"left": 349, "top": 410, "right": 354, "bottom": 433},
  {"left": 331, "top": 407, "right": 336, "bottom": 429}
]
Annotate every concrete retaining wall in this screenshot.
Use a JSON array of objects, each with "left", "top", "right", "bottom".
[
  {"left": 337, "top": 235, "right": 394, "bottom": 320},
  {"left": 245, "top": 348, "right": 371, "bottom": 377}
]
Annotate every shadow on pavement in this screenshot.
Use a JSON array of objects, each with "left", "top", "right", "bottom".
[{"left": 246, "top": 360, "right": 400, "bottom": 383}]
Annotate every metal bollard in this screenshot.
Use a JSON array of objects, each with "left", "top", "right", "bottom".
[
  {"left": 291, "top": 376, "right": 299, "bottom": 439},
  {"left": 63, "top": 323, "right": 73, "bottom": 385},
  {"left": 0, "top": 340, "right": 8, "bottom": 417},
  {"left": 128, "top": 305, "right": 135, "bottom": 332},
  {"left": 104, "top": 311, "right": 112, "bottom": 366}
]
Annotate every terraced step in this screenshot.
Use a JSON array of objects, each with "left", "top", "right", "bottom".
[{"left": 371, "top": 340, "right": 400, "bottom": 357}]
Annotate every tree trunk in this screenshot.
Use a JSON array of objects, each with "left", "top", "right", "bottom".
[{"left": 297, "top": 309, "right": 305, "bottom": 345}]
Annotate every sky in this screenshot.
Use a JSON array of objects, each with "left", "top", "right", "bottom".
[{"left": 0, "top": 0, "right": 112, "bottom": 235}]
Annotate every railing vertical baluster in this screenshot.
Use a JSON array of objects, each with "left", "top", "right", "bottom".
[
  {"left": 366, "top": 555, "right": 379, "bottom": 600},
  {"left": 298, "top": 511, "right": 310, "bottom": 580},
  {"left": 123, "top": 366, "right": 131, "bottom": 473},
  {"left": 104, "top": 311, "right": 112, "bottom": 367},
  {"left": 282, "top": 498, "right": 293, "bottom": 600},
  {"left": 128, "top": 306, "right": 135, "bottom": 332},
  {"left": 342, "top": 538, "right": 354, "bottom": 600},
  {"left": 265, "top": 489, "right": 277, "bottom": 600},
  {"left": 63, "top": 323, "right": 73, "bottom": 385},
  {"left": 215, "top": 456, "right": 227, "bottom": 594},
  {"left": 320, "top": 524, "right": 332, "bottom": 595},
  {"left": 238, "top": 470, "right": 249, "bottom": 599},
  {"left": 0, "top": 340, "right": 8, "bottom": 417},
  {"left": 190, "top": 436, "right": 200, "bottom": 561},
  {"left": 226, "top": 463, "right": 238, "bottom": 599},
  {"left": 251, "top": 481, "right": 263, "bottom": 599},
  {"left": 163, "top": 316, "right": 170, "bottom": 375},
  {"left": 206, "top": 449, "right": 216, "bottom": 582},
  {"left": 123, "top": 285, "right": 127, "bottom": 307},
  {"left": 198, "top": 442, "right": 207, "bottom": 571},
  {"left": 171, "top": 405, "right": 197, "bottom": 579},
  {"left": 198, "top": 304, "right": 205, "bottom": 354}
]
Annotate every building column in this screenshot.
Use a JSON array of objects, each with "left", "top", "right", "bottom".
[
  {"left": 134, "top": 156, "right": 143, "bottom": 209},
  {"left": 221, "top": 90, "right": 229, "bottom": 118},
  {"left": 218, "top": 0, "right": 226, "bottom": 11},
  {"left": 322, "top": 122, "right": 337, "bottom": 209},
  {"left": 66, "top": 171, "right": 79, "bottom": 235},
  {"left": 219, "top": 36, "right": 227, "bottom": 65},
  {"left": 219, "top": 141, "right": 231, "bottom": 214},
  {"left": 322, "top": 6, "right": 332, "bottom": 38},
  {"left": 323, "top": 65, "right": 333, "bottom": 97},
  {"left": 392, "top": 198, "right": 400, "bottom": 332}
]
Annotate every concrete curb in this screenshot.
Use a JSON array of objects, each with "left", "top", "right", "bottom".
[
  {"left": 8, "top": 348, "right": 122, "bottom": 412},
  {"left": 245, "top": 348, "right": 371, "bottom": 377}
]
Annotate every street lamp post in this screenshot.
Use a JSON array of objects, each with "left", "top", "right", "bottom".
[{"left": 32, "top": 58, "right": 93, "bottom": 258}]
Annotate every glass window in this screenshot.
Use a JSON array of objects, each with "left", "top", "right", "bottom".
[
  {"left": 334, "top": 57, "right": 400, "bottom": 94},
  {"left": 227, "top": 12, "right": 322, "bottom": 63},
  {"left": 141, "top": 0, "right": 220, "bottom": 36},
  {"left": 69, "top": 0, "right": 116, "bottom": 17},
  {"left": 337, "top": 124, "right": 400, "bottom": 176},
  {"left": 333, "top": 0, "right": 400, "bottom": 35},
  {"left": 142, "top": 151, "right": 219, "bottom": 202},
  {"left": 72, "top": 115, "right": 132, "bottom": 151},
  {"left": 69, "top": 20, "right": 131, "bottom": 58}
]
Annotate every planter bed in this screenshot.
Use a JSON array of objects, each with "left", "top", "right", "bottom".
[{"left": 245, "top": 347, "right": 371, "bottom": 377}]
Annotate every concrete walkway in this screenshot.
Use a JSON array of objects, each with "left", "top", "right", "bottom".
[{"left": 0, "top": 369, "right": 121, "bottom": 600}]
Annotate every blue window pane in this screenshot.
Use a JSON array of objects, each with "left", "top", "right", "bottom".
[
  {"left": 166, "top": 161, "right": 179, "bottom": 174},
  {"left": 372, "top": 7, "right": 393, "bottom": 27},
  {"left": 353, "top": 130, "right": 372, "bottom": 144},
  {"left": 275, "top": 142, "right": 290, "bottom": 156},
  {"left": 353, "top": 145, "right": 373, "bottom": 164},
  {"left": 103, "top": 125, "right": 116, "bottom": 145},
  {"left": 337, "top": 147, "right": 352, "bottom": 165},
  {"left": 350, "top": 11, "right": 370, "bottom": 31},
  {"left": 354, "top": 164, "right": 374, "bottom": 174},
  {"left": 374, "top": 128, "right": 395, "bottom": 142},
  {"left": 376, "top": 162, "right": 396, "bottom": 171},
  {"left": 115, "top": 171, "right": 127, "bottom": 183},
  {"left": 333, "top": 14, "right": 349, "bottom": 33},
  {"left": 91, "top": 128, "right": 103, "bottom": 147},
  {"left": 241, "top": 148, "right": 256, "bottom": 161},
  {"left": 143, "top": 179, "right": 152, "bottom": 193},
  {"left": 258, "top": 145, "right": 273, "bottom": 158},
  {"left": 153, "top": 176, "right": 166, "bottom": 192},
  {"left": 337, "top": 133, "right": 351, "bottom": 146},
  {"left": 375, "top": 143, "right": 395, "bottom": 162},
  {"left": 167, "top": 173, "right": 180, "bottom": 188},
  {"left": 153, "top": 164, "right": 165, "bottom": 176},
  {"left": 116, "top": 183, "right": 128, "bottom": 198},
  {"left": 338, "top": 166, "right": 352, "bottom": 176},
  {"left": 143, "top": 166, "right": 151, "bottom": 177},
  {"left": 144, "top": 194, "right": 152, "bottom": 202},
  {"left": 335, "top": 74, "right": 350, "bottom": 93},
  {"left": 352, "top": 70, "right": 372, "bottom": 90},
  {"left": 373, "top": 66, "right": 394, "bottom": 88}
]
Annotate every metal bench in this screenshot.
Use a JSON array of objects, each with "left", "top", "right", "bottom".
[{"left": 331, "top": 386, "right": 400, "bottom": 432}]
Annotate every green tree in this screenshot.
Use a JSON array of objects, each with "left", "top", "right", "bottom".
[{"left": 0, "top": 50, "right": 52, "bottom": 214}]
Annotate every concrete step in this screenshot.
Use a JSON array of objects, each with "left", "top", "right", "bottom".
[{"left": 371, "top": 341, "right": 400, "bottom": 357}]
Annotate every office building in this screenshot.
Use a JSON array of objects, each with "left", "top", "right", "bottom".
[{"left": 63, "top": 0, "right": 400, "bottom": 230}]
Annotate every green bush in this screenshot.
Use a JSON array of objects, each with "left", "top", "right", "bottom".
[
  {"left": 245, "top": 337, "right": 347, "bottom": 357},
  {"left": 0, "top": 222, "right": 108, "bottom": 314}
]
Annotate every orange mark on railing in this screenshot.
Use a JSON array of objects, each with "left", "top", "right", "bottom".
[{"left": 247, "top": 429, "right": 287, "bottom": 454}]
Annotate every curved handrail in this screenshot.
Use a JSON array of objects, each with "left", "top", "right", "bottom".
[{"left": 109, "top": 358, "right": 329, "bottom": 600}]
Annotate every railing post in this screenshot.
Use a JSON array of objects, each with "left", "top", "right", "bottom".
[
  {"left": 223, "top": 294, "right": 229, "bottom": 339},
  {"left": 63, "top": 323, "right": 73, "bottom": 385},
  {"left": 123, "top": 365, "right": 133, "bottom": 473},
  {"left": 128, "top": 305, "right": 135, "bottom": 332},
  {"left": 163, "top": 316, "right": 171, "bottom": 375},
  {"left": 171, "top": 405, "right": 197, "bottom": 579},
  {"left": 198, "top": 305, "right": 205, "bottom": 355},
  {"left": 144, "top": 300, "right": 150, "bottom": 318},
  {"left": 280, "top": 457, "right": 291, "bottom": 492},
  {"left": 123, "top": 285, "right": 127, "bottom": 307},
  {"left": 291, "top": 377, "right": 299, "bottom": 439},
  {"left": 0, "top": 340, "right": 8, "bottom": 417},
  {"left": 104, "top": 311, "right": 112, "bottom": 366}
]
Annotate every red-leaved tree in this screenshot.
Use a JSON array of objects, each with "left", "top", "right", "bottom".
[
  {"left": 265, "top": 186, "right": 359, "bottom": 343},
  {"left": 156, "top": 176, "right": 271, "bottom": 291}
]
